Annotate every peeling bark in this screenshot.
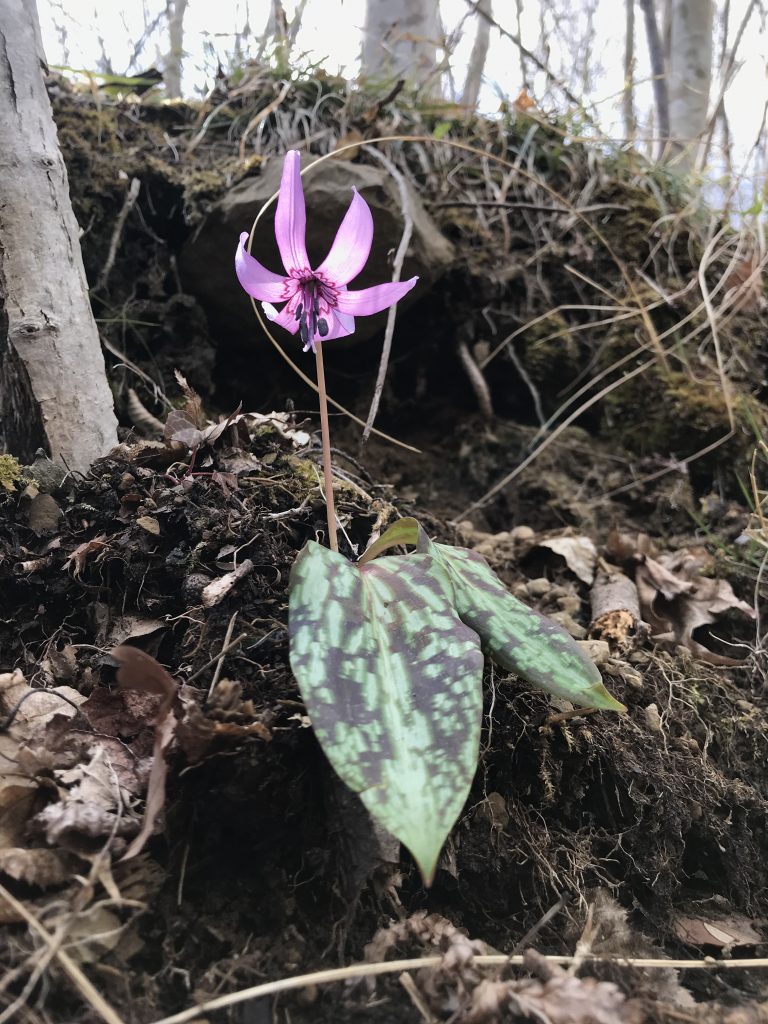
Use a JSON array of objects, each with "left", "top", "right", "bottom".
[
  {"left": 589, "top": 569, "right": 645, "bottom": 654},
  {"left": 0, "top": 0, "right": 117, "bottom": 472}
]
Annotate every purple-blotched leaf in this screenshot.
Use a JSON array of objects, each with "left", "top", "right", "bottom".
[
  {"left": 424, "top": 538, "right": 625, "bottom": 712},
  {"left": 289, "top": 540, "right": 484, "bottom": 884}
]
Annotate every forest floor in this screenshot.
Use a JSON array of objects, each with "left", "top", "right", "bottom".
[{"left": 2, "top": 70, "right": 768, "bottom": 1023}]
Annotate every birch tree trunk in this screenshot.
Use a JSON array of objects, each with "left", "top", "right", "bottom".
[
  {"left": 164, "top": 0, "right": 188, "bottom": 99},
  {"left": 666, "top": 0, "right": 714, "bottom": 169},
  {"left": 0, "top": 0, "right": 117, "bottom": 472},
  {"left": 361, "top": 0, "right": 441, "bottom": 87},
  {"left": 461, "top": 0, "right": 491, "bottom": 110}
]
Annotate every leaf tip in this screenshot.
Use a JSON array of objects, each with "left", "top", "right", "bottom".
[{"left": 585, "top": 686, "right": 626, "bottom": 713}]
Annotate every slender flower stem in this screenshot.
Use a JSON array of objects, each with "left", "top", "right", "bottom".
[{"left": 314, "top": 343, "right": 338, "bottom": 552}]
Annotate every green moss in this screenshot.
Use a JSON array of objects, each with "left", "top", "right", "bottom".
[
  {"left": 522, "top": 311, "right": 581, "bottom": 388},
  {"left": 603, "top": 367, "right": 764, "bottom": 485},
  {"left": 0, "top": 455, "right": 26, "bottom": 492}
]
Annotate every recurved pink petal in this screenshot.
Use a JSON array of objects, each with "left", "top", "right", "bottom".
[
  {"left": 275, "top": 151, "right": 310, "bottom": 274},
  {"left": 235, "top": 233, "right": 288, "bottom": 302},
  {"left": 319, "top": 309, "right": 356, "bottom": 341},
  {"left": 315, "top": 189, "right": 374, "bottom": 286},
  {"left": 334, "top": 276, "right": 418, "bottom": 317}
]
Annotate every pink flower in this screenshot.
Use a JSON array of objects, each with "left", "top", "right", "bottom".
[{"left": 235, "top": 150, "right": 418, "bottom": 351}]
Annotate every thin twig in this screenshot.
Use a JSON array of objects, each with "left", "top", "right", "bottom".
[
  {"left": 95, "top": 178, "right": 141, "bottom": 292},
  {"left": 697, "top": 225, "right": 735, "bottom": 429},
  {"left": 456, "top": 338, "right": 494, "bottom": 419},
  {"left": 188, "top": 632, "right": 249, "bottom": 685},
  {"left": 207, "top": 611, "right": 239, "bottom": 701},
  {"left": 148, "top": 951, "right": 768, "bottom": 1024},
  {"left": 238, "top": 79, "right": 292, "bottom": 161},
  {"left": 315, "top": 343, "right": 339, "bottom": 552},
  {"left": 362, "top": 147, "right": 414, "bottom": 444},
  {"left": 0, "top": 884, "right": 126, "bottom": 1024},
  {"left": 101, "top": 337, "right": 172, "bottom": 410},
  {"left": 429, "top": 201, "right": 628, "bottom": 213},
  {"left": 453, "top": 351, "right": 657, "bottom": 520},
  {"left": 463, "top": 0, "right": 591, "bottom": 115},
  {"left": 511, "top": 893, "right": 570, "bottom": 954},
  {"left": 399, "top": 972, "right": 437, "bottom": 1023}
]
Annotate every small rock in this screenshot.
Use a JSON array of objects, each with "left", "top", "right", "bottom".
[
  {"left": 644, "top": 703, "right": 662, "bottom": 733},
  {"left": 557, "top": 595, "right": 582, "bottom": 615},
  {"left": 511, "top": 525, "right": 535, "bottom": 542},
  {"left": 526, "top": 577, "right": 551, "bottom": 598},
  {"left": 548, "top": 611, "right": 586, "bottom": 639},
  {"left": 23, "top": 448, "right": 68, "bottom": 494},
  {"left": 474, "top": 541, "right": 496, "bottom": 558},
  {"left": 577, "top": 638, "right": 610, "bottom": 666}
]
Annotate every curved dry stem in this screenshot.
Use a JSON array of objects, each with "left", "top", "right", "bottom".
[{"left": 149, "top": 950, "right": 768, "bottom": 1024}]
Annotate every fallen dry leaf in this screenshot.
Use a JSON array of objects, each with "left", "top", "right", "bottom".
[
  {"left": 164, "top": 408, "right": 204, "bottom": 450},
  {"left": 466, "top": 950, "right": 644, "bottom": 1024},
  {"left": 174, "top": 369, "right": 205, "bottom": 428},
  {"left": 537, "top": 535, "right": 598, "bottom": 585},
  {"left": 111, "top": 646, "right": 177, "bottom": 860},
  {"left": 106, "top": 615, "right": 166, "bottom": 648},
  {"left": 0, "top": 847, "right": 79, "bottom": 887},
  {"left": 674, "top": 913, "right": 764, "bottom": 949},
  {"left": 64, "top": 534, "right": 108, "bottom": 577},
  {"left": 176, "top": 698, "right": 270, "bottom": 763},
  {"left": 0, "top": 670, "right": 86, "bottom": 846},
  {"left": 608, "top": 535, "right": 755, "bottom": 664}
]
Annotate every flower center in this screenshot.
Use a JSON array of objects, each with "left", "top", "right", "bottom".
[{"left": 293, "top": 274, "right": 334, "bottom": 348}]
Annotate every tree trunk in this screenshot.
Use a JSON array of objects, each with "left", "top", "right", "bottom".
[
  {"left": 622, "top": 0, "right": 637, "bottom": 141},
  {"left": 0, "top": 0, "right": 117, "bottom": 472},
  {"left": 461, "top": 0, "right": 491, "bottom": 110},
  {"left": 667, "top": 0, "right": 714, "bottom": 169},
  {"left": 164, "top": 0, "right": 188, "bottom": 100},
  {"left": 638, "top": 0, "right": 670, "bottom": 159},
  {"left": 361, "top": 0, "right": 441, "bottom": 87}
]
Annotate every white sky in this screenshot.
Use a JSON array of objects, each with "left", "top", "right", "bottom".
[{"left": 38, "top": 0, "right": 768, "bottom": 206}]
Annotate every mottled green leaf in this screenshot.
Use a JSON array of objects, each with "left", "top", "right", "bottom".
[
  {"left": 424, "top": 538, "right": 625, "bottom": 712},
  {"left": 289, "top": 541, "right": 484, "bottom": 883}
]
